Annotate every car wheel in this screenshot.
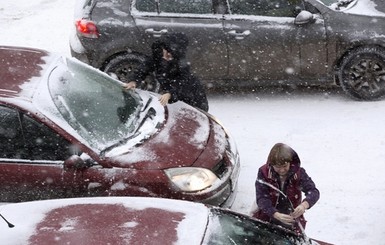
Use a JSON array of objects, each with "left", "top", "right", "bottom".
[
  {"left": 103, "top": 53, "right": 159, "bottom": 92},
  {"left": 339, "top": 46, "right": 385, "bottom": 100}
]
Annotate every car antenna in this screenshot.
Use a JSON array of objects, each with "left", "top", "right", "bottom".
[
  {"left": 256, "top": 179, "right": 309, "bottom": 242},
  {"left": 0, "top": 213, "right": 15, "bottom": 228}
]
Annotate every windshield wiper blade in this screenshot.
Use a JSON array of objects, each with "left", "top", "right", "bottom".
[
  {"left": 141, "top": 97, "right": 153, "bottom": 112},
  {"left": 102, "top": 96, "right": 157, "bottom": 156},
  {"left": 101, "top": 106, "right": 157, "bottom": 156},
  {"left": 134, "top": 107, "right": 157, "bottom": 134},
  {"left": 334, "top": 0, "right": 355, "bottom": 8}
]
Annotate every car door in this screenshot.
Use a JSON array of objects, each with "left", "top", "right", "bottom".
[
  {"left": 131, "top": 0, "right": 228, "bottom": 80},
  {"left": 0, "top": 106, "right": 86, "bottom": 202},
  {"left": 223, "top": 0, "right": 327, "bottom": 83}
]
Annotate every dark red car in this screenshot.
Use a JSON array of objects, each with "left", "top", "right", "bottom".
[
  {"left": 0, "top": 46, "right": 240, "bottom": 207},
  {"left": 0, "top": 197, "right": 333, "bottom": 244}
]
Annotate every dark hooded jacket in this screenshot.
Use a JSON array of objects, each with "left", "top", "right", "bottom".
[
  {"left": 251, "top": 144, "right": 320, "bottom": 233},
  {"left": 128, "top": 33, "right": 208, "bottom": 112}
]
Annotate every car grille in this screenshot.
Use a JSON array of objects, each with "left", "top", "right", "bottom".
[{"left": 212, "top": 158, "right": 227, "bottom": 178}]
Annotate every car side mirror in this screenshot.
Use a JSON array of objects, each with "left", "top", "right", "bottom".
[
  {"left": 294, "top": 11, "right": 314, "bottom": 25},
  {"left": 64, "top": 155, "right": 89, "bottom": 170}
]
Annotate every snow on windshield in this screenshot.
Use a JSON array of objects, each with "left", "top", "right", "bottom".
[
  {"left": 343, "top": 0, "right": 385, "bottom": 16},
  {"left": 33, "top": 56, "right": 94, "bottom": 148},
  {"left": 103, "top": 91, "right": 165, "bottom": 159},
  {"left": 48, "top": 58, "right": 142, "bottom": 151}
]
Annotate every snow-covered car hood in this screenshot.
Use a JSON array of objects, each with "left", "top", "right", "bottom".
[
  {"left": 0, "top": 197, "right": 208, "bottom": 245},
  {"left": 105, "top": 99, "right": 225, "bottom": 170}
]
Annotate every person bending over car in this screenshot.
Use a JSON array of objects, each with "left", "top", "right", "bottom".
[
  {"left": 251, "top": 143, "right": 320, "bottom": 234},
  {"left": 123, "top": 33, "right": 208, "bottom": 112}
]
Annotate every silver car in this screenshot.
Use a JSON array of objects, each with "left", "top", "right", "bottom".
[{"left": 70, "top": 0, "right": 385, "bottom": 100}]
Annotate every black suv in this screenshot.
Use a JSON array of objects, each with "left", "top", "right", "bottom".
[{"left": 70, "top": 0, "right": 385, "bottom": 100}]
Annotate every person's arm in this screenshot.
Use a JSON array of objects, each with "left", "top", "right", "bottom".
[
  {"left": 192, "top": 77, "right": 208, "bottom": 111},
  {"left": 255, "top": 169, "right": 296, "bottom": 225},
  {"left": 157, "top": 61, "right": 182, "bottom": 105},
  {"left": 124, "top": 56, "right": 153, "bottom": 89},
  {"left": 158, "top": 77, "right": 178, "bottom": 105},
  {"left": 291, "top": 168, "right": 320, "bottom": 218},
  {"left": 255, "top": 170, "right": 278, "bottom": 218},
  {"left": 123, "top": 81, "right": 137, "bottom": 89},
  {"left": 299, "top": 167, "right": 320, "bottom": 208}
]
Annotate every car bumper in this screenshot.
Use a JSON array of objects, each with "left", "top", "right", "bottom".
[{"left": 69, "top": 30, "right": 90, "bottom": 64}]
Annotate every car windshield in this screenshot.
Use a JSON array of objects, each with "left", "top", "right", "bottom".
[
  {"left": 317, "top": 0, "right": 357, "bottom": 9},
  {"left": 318, "top": 0, "right": 352, "bottom": 4},
  {"left": 203, "top": 209, "right": 304, "bottom": 244},
  {"left": 48, "top": 58, "right": 142, "bottom": 150}
]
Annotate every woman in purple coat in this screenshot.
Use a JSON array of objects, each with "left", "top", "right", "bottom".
[{"left": 251, "top": 143, "right": 320, "bottom": 234}]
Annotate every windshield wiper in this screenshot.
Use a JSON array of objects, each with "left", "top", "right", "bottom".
[
  {"left": 134, "top": 107, "right": 157, "bottom": 134},
  {"left": 130, "top": 96, "right": 154, "bottom": 132},
  {"left": 332, "top": 0, "right": 355, "bottom": 10},
  {"left": 117, "top": 90, "right": 146, "bottom": 123},
  {"left": 141, "top": 97, "right": 153, "bottom": 112},
  {"left": 102, "top": 95, "right": 157, "bottom": 157},
  {"left": 101, "top": 106, "right": 158, "bottom": 157}
]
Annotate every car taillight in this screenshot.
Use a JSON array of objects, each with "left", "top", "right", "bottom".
[{"left": 75, "top": 19, "right": 99, "bottom": 38}]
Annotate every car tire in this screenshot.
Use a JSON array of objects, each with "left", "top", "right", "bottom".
[
  {"left": 338, "top": 46, "right": 385, "bottom": 100},
  {"left": 103, "top": 53, "right": 159, "bottom": 92}
]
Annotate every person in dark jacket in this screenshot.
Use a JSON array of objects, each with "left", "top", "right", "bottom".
[
  {"left": 123, "top": 33, "right": 209, "bottom": 112},
  {"left": 250, "top": 143, "right": 320, "bottom": 234}
]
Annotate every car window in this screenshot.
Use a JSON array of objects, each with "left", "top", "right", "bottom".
[
  {"left": 160, "top": 0, "right": 213, "bottom": 14},
  {"left": 0, "top": 106, "right": 74, "bottom": 161},
  {"left": 228, "top": 0, "right": 303, "bottom": 17},
  {"left": 135, "top": 0, "right": 213, "bottom": 14},
  {"left": 135, "top": 0, "right": 157, "bottom": 12},
  {"left": 21, "top": 114, "right": 75, "bottom": 161},
  {"left": 0, "top": 106, "right": 25, "bottom": 158}
]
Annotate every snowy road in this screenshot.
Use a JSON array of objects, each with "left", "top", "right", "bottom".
[{"left": 1, "top": 1, "right": 385, "bottom": 244}]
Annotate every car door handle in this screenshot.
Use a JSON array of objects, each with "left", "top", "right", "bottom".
[
  {"left": 227, "top": 30, "right": 251, "bottom": 40},
  {"left": 145, "top": 28, "right": 168, "bottom": 38}
]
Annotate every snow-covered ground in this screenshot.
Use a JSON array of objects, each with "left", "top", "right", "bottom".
[{"left": 1, "top": 1, "right": 385, "bottom": 244}]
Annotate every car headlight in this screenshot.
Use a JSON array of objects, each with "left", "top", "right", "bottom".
[{"left": 165, "top": 167, "right": 218, "bottom": 192}]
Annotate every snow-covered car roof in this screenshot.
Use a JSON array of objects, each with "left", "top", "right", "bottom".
[{"left": 0, "top": 197, "right": 209, "bottom": 244}]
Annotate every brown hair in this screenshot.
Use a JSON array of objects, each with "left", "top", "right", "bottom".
[{"left": 267, "top": 143, "right": 294, "bottom": 166}]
